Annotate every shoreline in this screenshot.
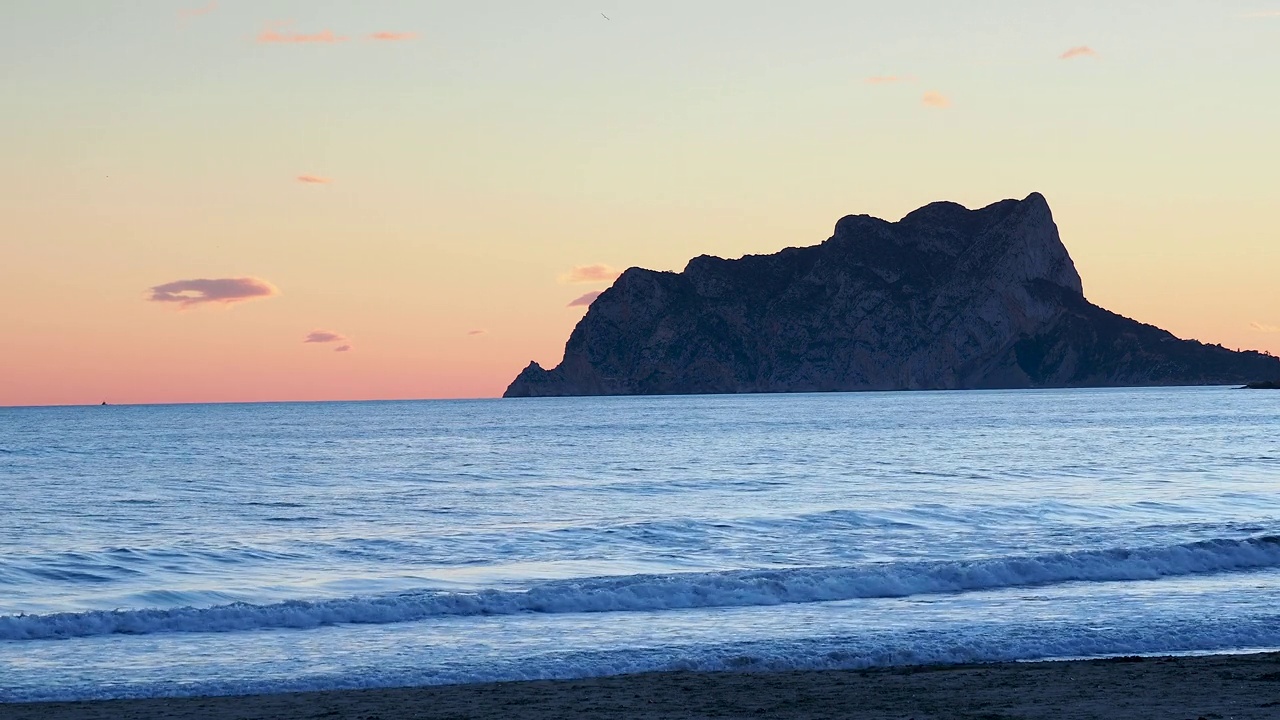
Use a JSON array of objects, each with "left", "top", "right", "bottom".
[{"left": 7, "top": 651, "right": 1280, "bottom": 719}]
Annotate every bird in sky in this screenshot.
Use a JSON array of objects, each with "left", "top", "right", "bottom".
[{"left": 601, "top": 13, "right": 610, "bottom": 20}]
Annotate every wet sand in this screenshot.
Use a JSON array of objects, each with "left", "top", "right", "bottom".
[{"left": 6, "top": 651, "right": 1280, "bottom": 720}]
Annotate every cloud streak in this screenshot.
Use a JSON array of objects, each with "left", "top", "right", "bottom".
[
  {"left": 1244, "top": 10, "right": 1280, "bottom": 17},
  {"left": 370, "top": 31, "right": 417, "bottom": 41},
  {"left": 467, "top": 329, "right": 487, "bottom": 336},
  {"left": 257, "top": 23, "right": 347, "bottom": 44},
  {"left": 560, "top": 264, "right": 621, "bottom": 284},
  {"left": 1251, "top": 322, "right": 1280, "bottom": 333},
  {"left": 1060, "top": 46, "right": 1099, "bottom": 60},
  {"left": 296, "top": 175, "right": 332, "bottom": 184},
  {"left": 304, "top": 330, "right": 346, "bottom": 344},
  {"left": 921, "top": 91, "right": 951, "bottom": 108},
  {"left": 148, "top": 277, "right": 279, "bottom": 308},
  {"left": 305, "top": 331, "right": 352, "bottom": 352},
  {"left": 568, "top": 291, "right": 603, "bottom": 308},
  {"left": 180, "top": 2, "right": 217, "bottom": 18}
]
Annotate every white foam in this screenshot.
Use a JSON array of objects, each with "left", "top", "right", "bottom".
[
  {"left": 3, "top": 535, "right": 1278, "bottom": 641},
  {"left": 6, "top": 614, "right": 1280, "bottom": 703}
]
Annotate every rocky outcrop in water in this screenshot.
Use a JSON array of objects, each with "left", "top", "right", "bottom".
[{"left": 506, "top": 193, "right": 1280, "bottom": 397}]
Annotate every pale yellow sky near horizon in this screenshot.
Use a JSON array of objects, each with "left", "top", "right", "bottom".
[{"left": 1, "top": 1, "right": 1278, "bottom": 406}]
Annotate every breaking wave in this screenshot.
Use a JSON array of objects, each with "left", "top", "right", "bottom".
[{"left": 5, "top": 535, "right": 1279, "bottom": 641}]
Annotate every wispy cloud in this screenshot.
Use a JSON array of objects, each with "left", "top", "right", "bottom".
[
  {"left": 257, "top": 23, "right": 347, "bottom": 44},
  {"left": 1251, "top": 322, "right": 1280, "bottom": 333},
  {"left": 568, "top": 291, "right": 603, "bottom": 308},
  {"left": 864, "top": 75, "right": 914, "bottom": 85},
  {"left": 296, "top": 175, "right": 332, "bottom": 184},
  {"left": 1243, "top": 10, "right": 1280, "bottom": 18},
  {"left": 180, "top": 1, "right": 217, "bottom": 18},
  {"left": 1060, "top": 46, "right": 1099, "bottom": 60},
  {"left": 467, "top": 329, "right": 487, "bottom": 336},
  {"left": 921, "top": 91, "right": 951, "bottom": 108},
  {"left": 304, "top": 330, "right": 346, "bottom": 344},
  {"left": 560, "top": 264, "right": 621, "bottom": 284},
  {"left": 305, "top": 331, "right": 353, "bottom": 352},
  {"left": 370, "top": 31, "right": 417, "bottom": 41},
  {"left": 148, "top": 277, "right": 279, "bottom": 308}
]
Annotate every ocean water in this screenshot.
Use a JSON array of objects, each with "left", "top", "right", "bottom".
[{"left": 1, "top": 387, "right": 1278, "bottom": 702}]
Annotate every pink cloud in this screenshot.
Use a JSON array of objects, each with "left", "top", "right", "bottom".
[
  {"left": 568, "top": 291, "right": 603, "bottom": 308},
  {"left": 180, "top": 1, "right": 217, "bottom": 18},
  {"left": 1060, "top": 46, "right": 1099, "bottom": 60},
  {"left": 922, "top": 91, "right": 951, "bottom": 108},
  {"left": 148, "top": 277, "right": 279, "bottom": 308},
  {"left": 305, "top": 331, "right": 353, "bottom": 352},
  {"left": 864, "top": 75, "right": 914, "bottom": 85},
  {"left": 296, "top": 175, "right": 332, "bottom": 184},
  {"left": 467, "top": 329, "right": 487, "bottom": 336},
  {"left": 560, "top": 264, "right": 621, "bottom": 284},
  {"left": 257, "top": 23, "right": 347, "bottom": 44},
  {"left": 370, "top": 31, "right": 417, "bottom": 41},
  {"left": 304, "top": 330, "right": 346, "bottom": 344},
  {"left": 1251, "top": 322, "right": 1280, "bottom": 333}
]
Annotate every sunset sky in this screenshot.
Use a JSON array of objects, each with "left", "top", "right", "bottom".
[{"left": 2, "top": 1, "right": 1278, "bottom": 406}]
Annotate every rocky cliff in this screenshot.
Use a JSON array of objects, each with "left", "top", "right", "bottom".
[{"left": 505, "top": 193, "right": 1279, "bottom": 397}]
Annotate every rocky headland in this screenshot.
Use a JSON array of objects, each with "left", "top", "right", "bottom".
[{"left": 506, "top": 193, "right": 1280, "bottom": 397}]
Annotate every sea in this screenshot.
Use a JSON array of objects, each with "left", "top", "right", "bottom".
[{"left": 1, "top": 386, "right": 1278, "bottom": 702}]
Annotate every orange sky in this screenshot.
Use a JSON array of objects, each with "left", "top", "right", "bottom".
[{"left": 2, "top": 2, "right": 1277, "bottom": 406}]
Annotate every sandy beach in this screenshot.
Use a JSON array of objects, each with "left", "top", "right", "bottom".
[{"left": 7, "top": 651, "right": 1280, "bottom": 720}]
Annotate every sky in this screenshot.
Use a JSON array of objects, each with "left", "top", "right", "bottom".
[{"left": 2, "top": 1, "right": 1278, "bottom": 406}]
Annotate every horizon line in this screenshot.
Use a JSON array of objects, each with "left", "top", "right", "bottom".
[{"left": 0, "top": 384, "right": 1261, "bottom": 410}]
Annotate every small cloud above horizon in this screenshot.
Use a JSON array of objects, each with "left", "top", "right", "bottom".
[
  {"left": 1251, "top": 322, "right": 1280, "bottom": 333},
  {"left": 370, "top": 31, "right": 417, "bottom": 41},
  {"left": 1060, "top": 46, "right": 1099, "bottom": 60},
  {"left": 148, "top": 277, "right": 279, "bottom": 308},
  {"left": 467, "top": 329, "right": 487, "bottom": 336},
  {"left": 922, "top": 91, "right": 951, "bottom": 108},
  {"left": 560, "top": 264, "right": 621, "bottom": 284},
  {"left": 304, "top": 330, "right": 346, "bottom": 344},
  {"left": 258, "top": 23, "right": 347, "bottom": 44},
  {"left": 568, "top": 291, "right": 603, "bottom": 308},
  {"left": 296, "top": 175, "right": 332, "bottom": 184},
  {"left": 1243, "top": 10, "right": 1280, "bottom": 17},
  {"left": 305, "top": 331, "right": 353, "bottom": 352}
]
